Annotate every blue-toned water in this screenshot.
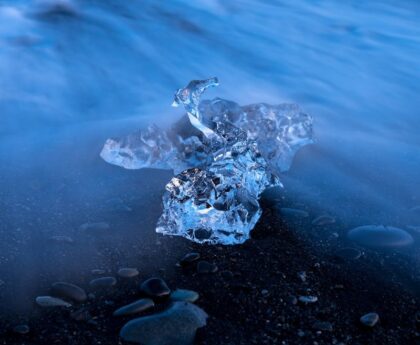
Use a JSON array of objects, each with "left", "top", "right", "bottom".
[{"left": 0, "top": 0, "right": 419, "bottom": 312}]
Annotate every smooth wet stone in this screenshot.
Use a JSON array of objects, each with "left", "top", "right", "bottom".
[
  {"left": 13, "top": 324, "right": 30, "bottom": 335},
  {"left": 348, "top": 225, "right": 414, "bottom": 248},
  {"left": 51, "top": 282, "right": 87, "bottom": 303},
  {"left": 79, "top": 222, "right": 110, "bottom": 232},
  {"left": 360, "top": 312, "right": 379, "bottom": 327},
  {"left": 180, "top": 252, "right": 201, "bottom": 266},
  {"left": 298, "top": 295, "right": 318, "bottom": 304},
  {"left": 118, "top": 268, "right": 139, "bottom": 278},
  {"left": 120, "top": 302, "right": 207, "bottom": 345},
  {"left": 197, "top": 261, "right": 218, "bottom": 274},
  {"left": 113, "top": 299, "right": 155, "bottom": 317},
  {"left": 91, "top": 269, "right": 106, "bottom": 275},
  {"left": 170, "top": 289, "right": 199, "bottom": 303},
  {"left": 35, "top": 296, "right": 72, "bottom": 308},
  {"left": 140, "top": 278, "right": 171, "bottom": 298},
  {"left": 335, "top": 247, "right": 361, "bottom": 260},
  {"left": 89, "top": 277, "right": 117, "bottom": 290},
  {"left": 312, "top": 215, "right": 335, "bottom": 226},
  {"left": 312, "top": 321, "right": 333, "bottom": 332},
  {"left": 280, "top": 208, "right": 309, "bottom": 218}
]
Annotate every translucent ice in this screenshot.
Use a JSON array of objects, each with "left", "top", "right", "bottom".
[{"left": 101, "top": 78, "right": 313, "bottom": 244}]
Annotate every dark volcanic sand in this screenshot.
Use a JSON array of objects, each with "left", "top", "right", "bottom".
[
  {"left": 0, "top": 204, "right": 419, "bottom": 345},
  {"left": 0, "top": 129, "right": 419, "bottom": 344}
]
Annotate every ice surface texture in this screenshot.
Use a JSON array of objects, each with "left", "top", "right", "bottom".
[{"left": 101, "top": 78, "right": 313, "bottom": 244}]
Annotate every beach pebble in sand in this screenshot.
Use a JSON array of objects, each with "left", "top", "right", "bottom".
[
  {"left": 35, "top": 296, "right": 72, "bottom": 308},
  {"left": 51, "top": 282, "right": 87, "bottom": 303},
  {"left": 280, "top": 208, "right": 309, "bottom": 218},
  {"left": 89, "top": 277, "right": 117, "bottom": 290},
  {"left": 298, "top": 295, "right": 318, "bottom": 304},
  {"left": 180, "top": 252, "right": 201, "bottom": 266},
  {"left": 360, "top": 312, "right": 379, "bottom": 327},
  {"left": 13, "top": 324, "right": 30, "bottom": 334},
  {"left": 312, "top": 215, "right": 336, "bottom": 226},
  {"left": 118, "top": 268, "right": 139, "bottom": 278},
  {"left": 120, "top": 302, "right": 207, "bottom": 345},
  {"left": 170, "top": 289, "right": 199, "bottom": 303},
  {"left": 140, "top": 278, "right": 171, "bottom": 298},
  {"left": 113, "top": 298, "right": 155, "bottom": 317},
  {"left": 335, "top": 248, "right": 362, "bottom": 260},
  {"left": 348, "top": 225, "right": 414, "bottom": 248},
  {"left": 91, "top": 269, "right": 106, "bottom": 275},
  {"left": 197, "top": 261, "right": 218, "bottom": 274}
]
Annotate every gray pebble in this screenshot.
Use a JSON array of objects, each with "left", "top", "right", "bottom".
[
  {"left": 89, "top": 276, "right": 117, "bottom": 290},
  {"left": 13, "top": 324, "right": 30, "bottom": 334},
  {"left": 113, "top": 299, "right": 155, "bottom": 317},
  {"left": 120, "top": 302, "right": 207, "bottom": 345},
  {"left": 118, "top": 268, "right": 139, "bottom": 278},
  {"left": 170, "top": 289, "right": 199, "bottom": 303},
  {"left": 51, "top": 282, "right": 87, "bottom": 303},
  {"left": 140, "top": 277, "right": 171, "bottom": 298},
  {"left": 348, "top": 225, "right": 413, "bottom": 248},
  {"left": 35, "top": 296, "right": 72, "bottom": 308},
  {"left": 298, "top": 295, "right": 318, "bottom": 304},
  {"left": 360, "top": 312, "right": 379, "bottom": 327},
  {"left": 91, "top": 269, "right": 106, "bottom": 275},
  {"left": 280, "top": 208, "right": 309, "bottom": 218}
]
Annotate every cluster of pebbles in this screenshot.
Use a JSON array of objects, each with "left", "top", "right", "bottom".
[
  {"left": 6, "top": 206, "right": 419, "bottom": 344},
  {"left": 26, "top": 253, "right": 213, "bottom": 344}
]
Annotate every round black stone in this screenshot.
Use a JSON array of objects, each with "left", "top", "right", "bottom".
[{"left": 140, "top": 278, "right": 171, "bottom": 298}]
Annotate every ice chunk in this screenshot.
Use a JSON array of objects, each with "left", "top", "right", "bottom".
[
  {"left": 199, "top": 98, "right": 313, "bottom": 172},
  {"left": 101, "top": 101, "right": 312, "bottom": 175},
  {"left": 156, "top": 78, "right": 279, "bottom": 244},
  {"left": 101, "top": 78, "right": 313, "bottom": 244}
]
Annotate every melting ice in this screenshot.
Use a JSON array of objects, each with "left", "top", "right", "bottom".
[{"left": 101, "top": 78, "right": 313, "bottom": 244}]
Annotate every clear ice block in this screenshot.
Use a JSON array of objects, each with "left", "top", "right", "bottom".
[{"left": 100, "top": 78, "right": 313, "bottom": 244}]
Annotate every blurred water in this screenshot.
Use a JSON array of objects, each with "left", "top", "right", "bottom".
[{"left": 0, "top": 0, "right": 419, "bottom": 312}]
